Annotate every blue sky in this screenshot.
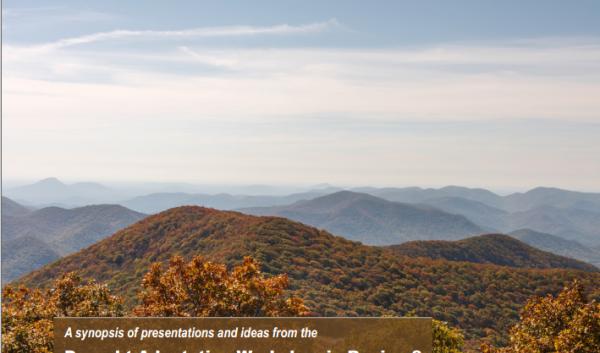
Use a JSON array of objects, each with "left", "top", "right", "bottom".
[{"left": 3, "top": 1, "right": 600, "bottom": 190}]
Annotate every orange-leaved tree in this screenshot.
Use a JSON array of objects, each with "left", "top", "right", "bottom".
[
  {"left": 1, "top": 273, "right": 123, "bottom": 353},
  {"left": 433, "top": 319, "right": 464, "bottom": 353},
  {"left": 133, "top": 255, "right": 309, "bottom": 317},
  {"left": 481, "top": 280, "right": 600, "bottom": 353}
]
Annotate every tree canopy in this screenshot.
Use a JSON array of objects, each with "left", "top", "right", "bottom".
[
  {"left": 1, "top": 273, "right": 123, "bottom": 353},
  {"left": 482, "top": 280, "right": 600, "bottom": 353},
  {"left": 133, "top": 255, "right": 308, "bottom": 317}
]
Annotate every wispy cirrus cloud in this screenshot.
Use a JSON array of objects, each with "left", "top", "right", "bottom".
[
  {"left": 18, "top": 19, "right": 341, "bottom": 51},
  {"left": 4, "top": 31, "right": 600, "bottom": 187}
]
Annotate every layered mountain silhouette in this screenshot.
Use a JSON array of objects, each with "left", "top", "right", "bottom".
[
  {"left": 510, "top": 229, "right": 600, "bottom": 268},
  {"left": 416, "top": 196, "right": 508, "bottom": 231},
  {"left": 240, "top": 191, "right": 484, "bottom": 245},
  {"left": 388, "top": 234, "right": 597, "bottom": 271},
  {"left": 2, "top": 196, "right": 33, "bottom": 217},
  {"left": 503, "top": 187, "right": 600, "bottom": 213},
  {"left": 364, "top": 185, "right": 600, "bottom": 213},
  {"left": 358, "top": 185, "right": 505, "bottom": 209},
  {"left": 123, "top": 186, "right": 600, "bottom": 248},
  {"left": 1, "top": 198, "right": 146, "bottom": 283},
  {"left": 4, "top": 177, "right": 122, "bottom": 207},
  {"left": 6, "top": 177, "right": 600, "bottom": 239},
  {"left": 121, "top": 190, "right": 332, "bottom": 214},
  {"left": 20, "top": 206, "right": 600, "bottom": 343},
  {"left": 8, "top": 179, "right": 600, "bottom": 249},
  {"left": 505, "top": 205, "right": 600, "bottom": 246}
]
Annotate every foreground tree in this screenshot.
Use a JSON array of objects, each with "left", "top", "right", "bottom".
[
  {"left": 481, "top": 280, "right": 600, "bottom": 353},
  {"left": 133, "top": 255, "right": 309, "bottom": 317},
  {"left": 1, "top": 273, "right": 123, "bottom": 353},
  {"left": 433, "top": 319, "right": 464, "bottom": 353}
]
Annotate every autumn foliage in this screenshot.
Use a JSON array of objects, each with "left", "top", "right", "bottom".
[
  {"left": 133, "top": 255, "right": 308, "bottom": 317},
  {"left": 433, "top": 319, "right": 464, "bottom": 353},
  {"left": 19, "top": 207, "right": 600, "bottom": 344},
  {"left": 4, "top": 254, "right": 598, "bottom": 353},
  {"left": 1, "top": 273, "right": 123, "bottom": 353},
  {"left": 481, "top": 280, "right": 600, "bottom": 353},
  {"left": 2, "top": 256, "right": 307, "bottom": 353}
]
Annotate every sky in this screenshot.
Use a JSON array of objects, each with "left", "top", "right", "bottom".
[{"left": 3, "top": 1, "right": 600, "bottom": 191}]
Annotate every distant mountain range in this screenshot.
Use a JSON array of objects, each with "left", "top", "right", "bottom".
[
  {"left": 1, "top": 197, "right": 146, "bottom": 283},
  {"left": 4, "top": 178, "right": 124, "bottom": 207},
  {"left": 5, "top": 178, "right": 600, "bottom": 264},
  {"left": 388, "top": 234, "right": 597, "bottom": 272},
  {"left": 240, "top": 191, "right": 484, "bottom": 245},
  {"left": 510, "top": 229, "right": 600, "bottom": 268},
  {"left": 121, "top": 190, "right": 335, "bottom": 214},
  {"left": 362, "top": 185, "right": 600, "bottom": 213},
  {"left": 19, "top": 206, "right": 600, "bottom": 344}
]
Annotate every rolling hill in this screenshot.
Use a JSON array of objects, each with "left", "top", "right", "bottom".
[
  {"left": 240, "top": 191, "right": 484, "bottom": 245},
  {"left": 510, "top": 229, "right": 600, "bottom": 268},
  {"left": 121, "top": 190, "right": 333, "bottom": 214},
  {"left": 20, "top": 206, "right": 600, "bottom": 345},
  {"left": 1, "top": 199, "right": 146, "bottom": 282},
  {"left": 2, "top": 236, "right": 60, "bottom": 284},
  {"left": 2, "top": 204, "right": 146, "bottom": 253},
  {"left": 388, "top": 234, "right": 597, "bottom": 271},
  {"left": 357, "top": 186, "right": 505, "bottom": 209},
  {"left": 359, "top": 188, "right": 600, "bottom": 246},
  {"left": 503, "top": 187, "right": 600, "bottom": 213},
  {"left": 417, "top": 196, "right": 508, "bottom": 231},
  {"left": 2, "top": 196, "right": 33, "bottom": 217},
  {"left": 359, "top": 186, "right": 600, "bottom": 213},
  {"left": 506, "top": 205, "right": 600, "bottom": 246}
]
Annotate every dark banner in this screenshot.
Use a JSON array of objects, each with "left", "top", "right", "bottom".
[{"left": 54, "top": 317, "right": 432, "bottom": 353}]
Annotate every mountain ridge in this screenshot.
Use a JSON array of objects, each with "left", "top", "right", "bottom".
[
  {"left": 388, "top": 234, "right": 597, "bottom": 271},
  {"left": 19, "top": 206, "right": 600, "bottom": 344},
  {"left": 1, "top": 199, "right": 147, "bottom": 283},
  {"left": 510, "top": 229, "right": 600, "bottom": 268},
  {"left": 240, "top": 191, "right": 484, "bottom": 245}
]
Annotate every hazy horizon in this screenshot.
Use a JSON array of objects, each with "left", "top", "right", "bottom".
[
  {"left": 3, "top": 176, "right": 600, "bottom": 196},
  {"left": 3, "top": 1, "right": 600, "bottom": 190}
]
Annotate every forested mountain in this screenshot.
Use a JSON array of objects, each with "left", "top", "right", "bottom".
[
  {"left": 510, "top": 229, "right": 600, "bottom": 268},
  {"left": 3, "top": 204, "right": 146, "bottom": 253},
  {"left": 1, "top": 196, "right": 32, "bottom": 217},
  {"left": 415, "top": 196, "right": 600, "bottom": 247},
  {"left": 7, "top": 179, "right": 600, "bottom": 247},
  {"left": 1, "top": 200, "right": 146, "bottom": 282},
  {"left": 388, "top": 234, "right": 597, "bottom": 271},
  {"left": 20, "top": 206, "right": 600, "bottom": 346},
  {"left": 2, "top": 236, "right": 60, "bottom": 284},
  {"left": 506, "top": 205, "right": 600, "bottom": 246},
  {"left": 240, "top": 191, "right": 484, "bottom": 244}
]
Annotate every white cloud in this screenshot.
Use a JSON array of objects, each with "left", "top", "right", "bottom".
[
  {"left": 4, "top": 38, "right": 600, "bottom": 124},
  {"left": 14, "top": 19, "right": 340, "bottom": 51},
  {"left": 3, "top": 31, "right": 600, "bottom": 187}
]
